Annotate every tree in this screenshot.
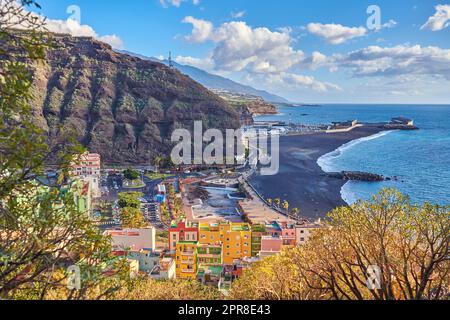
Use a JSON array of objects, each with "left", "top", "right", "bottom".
[
  {"left": 120, "top": 207, "right": 147, "bottom": 229},
  {"left": 123, "top": 168, "right": 139, "bottom": 181},
  {"left": 266, "top": 198, "right": 273, "bottom": 206},
  {"left": 118, "top": 192, "right": 143, "bottom": 209},
  {"left": 274, "top": 198, "right": 281, "bottom": 208},
  {"left": 115, "top": 277, "right": 222, "bottom": 300},
  {"left": 282, "top": 200, "right": 289, "bottom": 212},
  {"left": 230, "top": 189, "right": 450, "bottom": 300},
  {"left": 291, "top": 208, "right": 300, "bottom": 218},
  {"left": 0, "top": 1, "right": 128, "bottom": 300}
]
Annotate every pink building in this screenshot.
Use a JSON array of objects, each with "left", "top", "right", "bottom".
[
  {"left": 104, "top": 227, "right": 156, "bottom": 252},
  {"left": 259, "top": 236, "right": 283, "bottom": 258},
  {"left": 279, "top": 222, "right": 296, "bottom": 246}
]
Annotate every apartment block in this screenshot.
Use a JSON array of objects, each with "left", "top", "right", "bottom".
[
  {"left": 198, "top": 223, "right": 221, "bottom": 245},
  {"left": 219, "top": 222, "right": 252, "bottom": 265},
  {"left": 175, "top": 241, "right": 198, "bottom": 279}
]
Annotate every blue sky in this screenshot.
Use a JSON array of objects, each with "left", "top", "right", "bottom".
[{"left": 31, "top": 0, "right": 450, "bottom": 104}]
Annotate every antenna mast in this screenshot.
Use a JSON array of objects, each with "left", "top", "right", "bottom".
[{"left": 168, "top": 51, "right": 174, "bottom": 68}]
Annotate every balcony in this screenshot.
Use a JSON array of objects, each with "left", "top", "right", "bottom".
[
  {"left": 181, "top": 269, "right": 196, "bottom": 274},
  {"left": 181, "top": 260, "right": 195, "bottom": 264}
]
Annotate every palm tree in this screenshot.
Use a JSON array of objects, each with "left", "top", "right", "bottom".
[
  {"left": 291, "top": 208, "right": 300, "bottom": 219},
  {"left": 267, "top": 198, "right": 273, "bottom": 206},
  {"left": 274, "top": 198, "right": 281, "bottom": 208},
  {"left": 282, "top": 200, "right": 289, "bottom": 212}
]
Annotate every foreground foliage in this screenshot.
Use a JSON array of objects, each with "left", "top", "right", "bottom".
[
  {"left": 0, "top": 0, "right": 128, "bottom": 300},
  {"left": 115, "top": 277, "right": 222, "bottom": 300},
  {"left": 230, "top": 189, "right": 450, "bottom": 300}
]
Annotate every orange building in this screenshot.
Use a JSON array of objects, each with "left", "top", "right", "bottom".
[{"left": 198, "top": 222, "right": 252, "bottom": 264}]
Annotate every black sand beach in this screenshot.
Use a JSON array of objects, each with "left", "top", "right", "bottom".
[{"left": 250, "top": 126, "right": 385, "bottom": 219}]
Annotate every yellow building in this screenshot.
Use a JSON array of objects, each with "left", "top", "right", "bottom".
[
  {"left": 189, "top": 222, "right": 253, "bottom": 267},
  {"left": 220, "top": 223, "right": 252, "bottom": 264},
  {"left": 198, "top": 223, "right": 221, "bottom": 245},
  {"left": 175, "top": 241, "right": 198, "bottom": 279}
]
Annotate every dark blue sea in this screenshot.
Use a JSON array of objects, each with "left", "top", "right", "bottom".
[{"left": 256, "top": 104, "right": 450, "bottom": 206}]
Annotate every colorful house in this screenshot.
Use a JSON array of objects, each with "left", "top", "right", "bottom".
[
  {"left": 175, "top": 241, "right": 198, "bottom": 279},
  {"left": 197, "top": 243, "right": 222, "bottom": 266},
  {"left": 220, "top": 222, "right": 252, "bottom": 264},
  {"left": 260, "top": 236, "right": 284, "bottom": 258},
  {"left": 104, "top": 227, "right": 156, "bottom": 252},
  {"left": 169, "top": 220, "right": 199, "bottom": 251},
  {"left": 250, "top": 224, "right": 266, "bottom": 257}
]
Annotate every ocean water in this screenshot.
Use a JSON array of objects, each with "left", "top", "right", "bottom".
[{"left": 256, "top": 104, "right": 450, "bottom": 206}]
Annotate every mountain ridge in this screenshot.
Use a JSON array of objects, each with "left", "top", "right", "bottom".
[
  {"left": 117, "top": 50, "right": 289, "bottom": 104},
  {"left": 27, "top": 34, "right": 240, "bottom": 165}
]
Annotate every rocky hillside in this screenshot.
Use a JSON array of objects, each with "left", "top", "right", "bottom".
[
  {"left": 28, "top": 34, "right": 239, "bottom": 164},
  {"left": 210, "top": 89, "right": 278, "bottom": 116}
]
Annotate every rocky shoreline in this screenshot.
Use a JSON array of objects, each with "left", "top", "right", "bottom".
[{"left": 326, "top": 171, "right": 385, "bottom": 182}]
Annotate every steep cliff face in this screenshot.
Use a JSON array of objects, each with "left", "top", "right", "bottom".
[{"left": 29, "top": 34, "right": 239, "bottom": 164}]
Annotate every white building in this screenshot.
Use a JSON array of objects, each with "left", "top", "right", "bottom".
[
  {"left": 70, "top": 153, "right": 101, "bottom": 198},
  {"left": 295, "top": 223, "right": 321, "bottom": 245}
]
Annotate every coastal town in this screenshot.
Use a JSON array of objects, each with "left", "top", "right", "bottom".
[
  {"left": 49, "top": 149, "right": 321, "bottom": 294},
  {"left": 33, "top": 116, "right": 418, "bottom": 294}
]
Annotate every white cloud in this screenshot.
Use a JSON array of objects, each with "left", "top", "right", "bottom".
[
  {"left": 44, "top": 18, "right": 124, "bottom": 49},
  {"left": 382, "top": 19, "right": 398, "bottom": 29},
  {"left": 175, "top": 55, "right": 215, "bottom": 71},
  {"left": 97, "top": 35, "right": 124, "bottom": 49},
  {"left": 331, "top": 45, "right": 450, "bottom": 80},
  {"left": 182, "top": 16, "right": 214, "bottom": 42},
  {"left": 181, "top": 17, "right": 340, "bottom": 92},
  {"left": 421, "top": 4, "right": 450, "bottom": 31},
  {"left": 231, "top": 10, "right": 246, "bottom": 19},
  {"left": 7, "top": 3, "right": 125, "bottom": 50},
  {"left": 243, "top": 72, "right": 341, "bottom": 93},
  {"left": 182, "top": 18, "right": 305, "bottom": 73},
  {"left": 307, "top": 23, "right": 367, "bottom": 44},
  {"left": 160, "top": 0, "right": 200, "bottom": 8}
]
